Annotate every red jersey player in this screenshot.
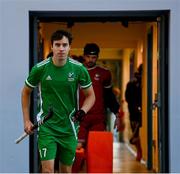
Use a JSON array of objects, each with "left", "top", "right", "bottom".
[
  {"left": 72, "top": 43, "right": 124, "bottom": 172},
  {"left": 78, "top": 43, "right": 124, "bottom": 146}
]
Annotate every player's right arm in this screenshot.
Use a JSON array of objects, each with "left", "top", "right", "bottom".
[
  {"left": 21, "top": 60, "right": 47, "bottom": 134},
  {"left": 21, "top": 85, "right": 34, "bottom": 135}
]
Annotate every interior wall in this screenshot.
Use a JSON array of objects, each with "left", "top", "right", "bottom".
[
  {"left": 151, "top": 22, "right": 159, "bottom": 172},
  {"left": 141, "top": 23, "right": 148, "bottom": 164},
  {"left": 41, "top": 22, "right": 146, "bottom": 58},
  {"left": 121, "top": 49, "right": 132, "bottom": 143}
]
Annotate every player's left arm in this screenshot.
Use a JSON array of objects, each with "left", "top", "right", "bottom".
[
  {"left": 78, "top": 65, "right": 96, "bottom": 114},
  {"left": 80, "top": 85, "right": 95, "bottom": 114},
  {"left": 72, "top": 85, "right": 95, "bottom": 122},
  {"left": 73, "top": 65, "right": 95, "bottom": 122}
]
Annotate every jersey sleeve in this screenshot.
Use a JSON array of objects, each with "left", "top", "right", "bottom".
[
  {"left": 79, "top": 65, "right": 92, "bottom": 89},
  {"left": 25, "top": 64, "right": 43, "bottom": 88}
]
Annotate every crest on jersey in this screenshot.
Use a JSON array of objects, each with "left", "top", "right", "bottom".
[
  {"left": 94, "top": 73, "right": 100, "bottom": 81},
  {"left": 46, "top": 75, "right": 52, "bottom": 81},
  {"left": 68, "top": 72, "right": 75, "bottom": 81}
]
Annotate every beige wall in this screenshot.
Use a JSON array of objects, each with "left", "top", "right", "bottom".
[{"left": 40, "top": 22, "right": 146, "bottom": 59}]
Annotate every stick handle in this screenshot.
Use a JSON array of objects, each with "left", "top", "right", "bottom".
[
  {"left": 15, "top": 132, "right": 28, "bottom": 144},
  {"left": 15, "top": 108, "right": 53, "bottom": 144}
]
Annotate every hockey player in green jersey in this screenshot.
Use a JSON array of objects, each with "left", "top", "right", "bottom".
[{"left": 21, "top": 30, "right": 95, "bottom": 173}]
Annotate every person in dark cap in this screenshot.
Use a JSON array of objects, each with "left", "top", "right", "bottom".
[
  {"left": 83, "top": 43, "right": 100, "bottom": 60},
  {"left": 72, "top": 43, "right": 124, "bottom": 172}
]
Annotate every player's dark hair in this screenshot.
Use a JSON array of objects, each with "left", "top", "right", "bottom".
[{"left": 51, "top": 30, "right": 73, "bottom": 46}]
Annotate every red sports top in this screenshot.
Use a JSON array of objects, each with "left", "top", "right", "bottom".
[{"left": 79, "top": 65, "right": 112, "bottom": 116}]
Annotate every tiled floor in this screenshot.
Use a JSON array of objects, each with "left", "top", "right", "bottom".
[
  {"left": 79, "top": 142, "right": 152, "bottom": 173},
  {"left": 113, "top": 142, "right": 152, "bottom": 173}
]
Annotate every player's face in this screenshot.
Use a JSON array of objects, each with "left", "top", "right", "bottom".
[
  {"left": 83, "top": 54, "right": 98, "bottom": 68},
  {"left": 51, "top": 36, "right": 70, "bottom": 62}
]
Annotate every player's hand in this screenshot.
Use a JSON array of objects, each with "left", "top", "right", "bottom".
[
  {"left": 114, "top": 116, "right": 125, "bottom": 132},
  {"left": 72, "top": 109, "right": 86, "bottom": 122},
  {"left": 114, "top": 108, "right": 125, "bottom": 131},
  {"left": 118, "top": 108, "right": 124, "bottom": 118},
  {"left": 24, "top": 120, "right": 34, "bottom": 134}
]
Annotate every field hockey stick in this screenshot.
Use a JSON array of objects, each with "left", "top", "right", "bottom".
[{"left": 15, "top": 108, "right": 53, "bottom": 144}]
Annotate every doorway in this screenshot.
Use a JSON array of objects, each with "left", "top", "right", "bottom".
[{"left": 29, "top": 10, "right": 169, "bottom": 173}]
